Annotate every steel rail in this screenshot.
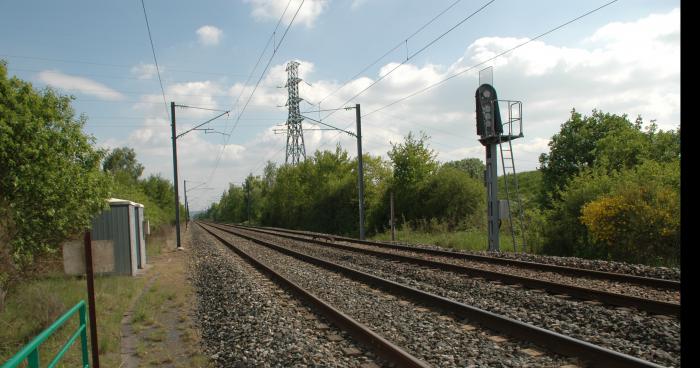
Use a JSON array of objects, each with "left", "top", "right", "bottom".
[
  {"left": 201, "top": 222, "right": 664, "bottom": 368},
  {"left": 217, "top": 223, "right": 680, "bottom": 317},
  {"left": 241, "top": 224, "right": 679, "bottom": 290},
  {"left": 196, "top": 222, "right": 431, "bottom": 368}
]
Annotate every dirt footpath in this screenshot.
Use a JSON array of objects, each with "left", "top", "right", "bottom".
[{"left": 120, "top": 226, "right": 211, "bottom": 368}]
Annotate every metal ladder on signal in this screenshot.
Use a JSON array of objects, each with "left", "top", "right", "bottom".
[{"left": 498, "top": 105, "right": 528, "bottom": 253}]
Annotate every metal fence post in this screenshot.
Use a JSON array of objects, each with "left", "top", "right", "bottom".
[{"left": 79, "top": 304, "right": 90, "bottom": 367}]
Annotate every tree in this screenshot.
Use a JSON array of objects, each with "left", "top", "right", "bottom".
[
  {"left": 538, "top": 109, "right": 631, "bottom": 206},
  {"left": 0, "top": 60, "right": 110, "bottom": 265},
  {"left": 538, "top": 110, "right": 680, "bottom": 208},
  {"left": 103, "top": 147, "right": 144, "bottom": 181},
  {"left": 388, "top": 132, "right": 438, "bottom": 223},
  {"left": 419, "top": 167, "right": 484, "bottom": 230},
  {"left": 443, "top": 158, "right": 484, "bottom": 180}
]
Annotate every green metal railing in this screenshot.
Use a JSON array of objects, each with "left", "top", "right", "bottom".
[{"left": 2, "top": 300, "right": 90, "bottom": 368}]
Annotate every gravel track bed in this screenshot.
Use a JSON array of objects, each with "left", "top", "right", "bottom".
[
  {"left": 207, "top": 226, "right": 578, "bottom": 368},
  {"left": 231, "top": 227, "right": 680, "bottom": 368},
  {"left": 262, "top": 226, "right": 680, "bottom": 280},
  {"left": 190, "top": 226, "right": 383, "bottom": 367},
  {"left": 254, "top": 227, "right": 678, "bottom": 303}
]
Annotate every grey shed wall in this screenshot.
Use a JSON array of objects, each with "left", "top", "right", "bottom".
[{"left": 91, "top": 204, "right": 134, "bottom": 275}]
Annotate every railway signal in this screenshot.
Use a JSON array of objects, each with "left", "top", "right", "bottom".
[{"left": 475, "top": 68, "right": 525, "bottom": 252}]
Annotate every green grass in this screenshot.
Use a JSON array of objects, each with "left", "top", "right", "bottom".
[
  {"left": 371, "top": 226, "right": 520, "bottom": 253},
  {"left": 0, "top": 273, "right": 143, "bottom": 367}
]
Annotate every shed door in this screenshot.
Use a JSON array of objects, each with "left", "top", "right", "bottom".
[{"left": 134, "top": 207, "right": 142, "bottom": 268}]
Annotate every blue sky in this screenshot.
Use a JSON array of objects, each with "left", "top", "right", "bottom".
[{"left": 1, "top": 0, "right": 680, "bottom": 211}]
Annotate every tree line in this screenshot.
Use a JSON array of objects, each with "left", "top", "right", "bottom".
[{"left": 204, "top": 110, "right": 680, "bottom": 267}]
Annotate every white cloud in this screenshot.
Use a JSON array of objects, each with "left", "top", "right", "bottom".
[
  {"left": 130, "top": 63, "right": 159, "bottom": 80},
  {"left": 245, "top": 0, "right": 328, "bottom": 28},
  {"left": 351, "top": 0, "right": 368, "bottom": 10},
  {"left": 37, "top": 70, "right": 125, "bottom": 101},
  {"left": 196, "top": 25, "right": 223, "bottom": 46},
  {"left": 104, "top": 8, "right": 679, "bottom": 211}
]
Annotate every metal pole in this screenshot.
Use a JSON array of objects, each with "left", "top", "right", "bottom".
[
  {"left": 171, "top": 102, "right": 181, "bottom": 249},
  {"left": 486, "top": 143, "right": 499, "bottom": 251},
  {"left": 184, "top": 180, "right": 189, "bottom": 230},
  {"left": 355, "top": 104, "right": 366, "bottom": 240},
  {"left": 83, "top": 231, "right": 100, "bottom": 368},
  {"left": 390, "top": 191, "right": 396, "bottom": 242}
]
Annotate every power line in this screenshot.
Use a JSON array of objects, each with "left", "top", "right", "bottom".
[
  {"left": 320, "top": 0, "right": 495, "bottom": 122},
  {"left": 363, "top": 0, "right": 620, "bottom": 119},
  {"left": 0, "top": 54, "right": 247, "bottom": 76},
  {"left": 312, "top": 0, "right": 619, "bottom": 156},
  {"left": 6, "top": 67, "right": 249, "bottom": 81},
  {"left": 316, "top": 0, "right": 465, "bottom": 106},
  {"left": 230, "top": 0, "right": 293, "bottom": 114},
  {"left": 17, "top": 83, "right": 253, "bottom": 99},
  {"left": 206, "top": 0, "right": 306, "bottom": 185},
  {"left": 140, "top": 0, "right": 169, "bottom": 120}
]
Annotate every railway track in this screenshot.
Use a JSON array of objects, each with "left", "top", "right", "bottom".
[
  {"left": 197, "top": 221, "right": 668, "bottom": 367},
  {"left": 239, "top": 224, "right": 680, "bottom": 289},
  {"left": 190, "top": 226, "right": 387, "bottom": 367},
  {"left": 215, "top": 222, "right": 679, "bottom": 317}
]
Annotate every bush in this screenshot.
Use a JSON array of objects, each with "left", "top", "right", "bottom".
[
  {"left": 542, "top": 160, "right": 679, "bottom": 265},
  {"left": 580, "top": 162, "right": 680, "bottom": 265}
]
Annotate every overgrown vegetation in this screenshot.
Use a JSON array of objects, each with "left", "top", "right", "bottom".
[
  {"left": 202, "top": 133, "right": 487, "bottom": 238},
  {"left": 539, "top": 110, "right": 680, "bottom": 265},
  {"left": 203, "top": 110, "right": 680, "bottom": 266},
  {"left": 1, "top": 60, "right": 180, "bottom": 311}
]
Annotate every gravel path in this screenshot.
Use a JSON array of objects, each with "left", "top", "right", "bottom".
[
  {"left": 230, "top": 226, "right": 680, "bottom": 368},
  {"left": 190, "top": 225, "right": 384, "bottom": 367},
  {"left": 204, "top": 225, "right": 579, "bottom": 368},
  {"left": 253, "top": 227, "right": 679, "bottom": 303}
]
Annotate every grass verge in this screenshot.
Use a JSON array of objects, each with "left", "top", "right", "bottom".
[
  {"left": 0, "top": 226, "right": 178, "bottom": 367},
  {"left": 0, "top": 273, "right": 143, "bottom": 367},
  {"left": 371, "top": 227, "right": 520, "bottom": 252}
]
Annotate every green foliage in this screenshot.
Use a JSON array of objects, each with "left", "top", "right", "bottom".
[
  {"left": 102, "top": 146, "right": 145, "bottom": 181},
  {"left": 0, "top": 61, "right": 111, "bottom": 264},
  {"left": 537, "top": 108, "right": 680, "bottom": 265},
  {"left": 204, "top": 134, "right": 485, "bottom": 239},
  {"left": 108, "top": 172, "right": 172, "bottom": 229},
  {"left": 418, "top": 166, "right": 484, "bottom": 230},
  {"left": 497, "top": 170, "right": 541, "bottom": 205},
  {"left": 579, "top": 160, "right": 680, "bottom": 265},
  {"left": 538, "top": 109, "right": 631, "bottom": 206},
  {"left": 387, "top": 132, "right": 439, "bottom": 223},
  {"left": 106, "top": 160, "right": 179, "bottom": 229},
  {"left": 542, "top": 160, "right": 680, "bottom": 265},
  {"left": 443, "top": 158, "right": 484, "bottom": 180}
]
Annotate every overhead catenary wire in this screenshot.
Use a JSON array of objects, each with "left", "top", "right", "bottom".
[
  {"left": 310, "top": 0, "right": 620, "bottom": 156},
  {"left": 0, "top": 54, "right": 247, "bottom": 77},
  {"left": 140, "top": 0, "right": 169, "bottom": 120},
  {"left": 320, "top": 0, "right": 495, "bottom": 122},
  {"left": 316, "top": 0, "right": 465, "bottom": 106},
  {"left": 206, "top": 0, "right": 306, "bottom": 186},
  {"left": 362, "top": 0, "right": 620, "bottom": 119}
]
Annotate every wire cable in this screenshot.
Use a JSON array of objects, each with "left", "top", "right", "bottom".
[
  {"left": 363, "top": 0, "right": 620, "bottom": 118},
  {"left": 140, "top": 0, "right": 169, "bottom": 119},
  {"left": 206, "top": 0, "right": 306, "bottom": 185},
  {"left": 316, "top": 0, "right": 465, "bottom": 106},
  {"left": 320, "top": 0, "right": 495, "bottom": 122}
]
